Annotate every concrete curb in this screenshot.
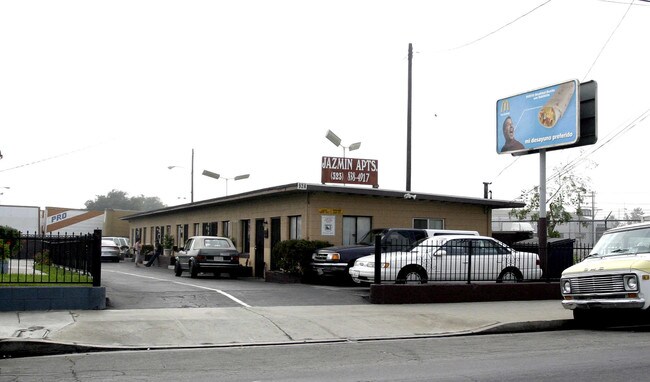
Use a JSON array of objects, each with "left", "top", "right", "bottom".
[{"left": 0, "top": 319, "right": 574, "bottom": 359}]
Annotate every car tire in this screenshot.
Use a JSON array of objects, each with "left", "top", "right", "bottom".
[
  {"left": 396, "top": 265, "right": 428, "bottom": 284},
  {"left": 174, "top": 262, "right": 183, "bottom": 277},
  {"left": 189, "top": 260, "right": 199, "bottom": 278},
  {"left": 496, "top": 267, "right": 523, "bottom": 283}
]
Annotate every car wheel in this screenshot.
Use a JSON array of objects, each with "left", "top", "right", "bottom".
[
  {"left": 174, "top": 262, "right": 183, "bottom": 277},
  {"left": 189, "top": 260, "right": 199, "bottom": 278},
  {"left": 396, "top": 265, "right": 428, "bottom": 284},
  {"left": 496, "top": 267, "right": 523, "bottom": 283}
]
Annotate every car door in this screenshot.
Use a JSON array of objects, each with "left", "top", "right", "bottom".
[
  {"left": 468, "top": 238, "right": 513, "bottom": 281},
  {"left": 429, "top": 238, "right": 469, "bottom": 281},
  {"left": 178, "top": 237, "right": 195, "bottom": 266}
]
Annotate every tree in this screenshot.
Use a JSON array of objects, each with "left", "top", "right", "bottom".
[
  {"left": 624, "top": 207, "right": 645, "bottom": 222},
  {"left": 510, "top": 165, "right": 590, "bottom": 238},
  {"left": 84, "top": 189, "right": 166, "bottom": 211}
]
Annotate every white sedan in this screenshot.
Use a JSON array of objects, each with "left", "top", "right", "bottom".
[{"left": 348, "top": 235, "right": 543, "bottom": 284}]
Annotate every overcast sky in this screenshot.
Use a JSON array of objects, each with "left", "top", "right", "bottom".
[{"left": 1, "top": 0, "right": 649, "bottom": 219}]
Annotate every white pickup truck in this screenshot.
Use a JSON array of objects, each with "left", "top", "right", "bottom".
[{"left": 561, "top": 222, "right": 650, "bottom": 322}]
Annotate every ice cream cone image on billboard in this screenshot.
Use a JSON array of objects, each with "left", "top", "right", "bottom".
[{"left": 538, "top": 81, "right": 576, "bottom": 128}]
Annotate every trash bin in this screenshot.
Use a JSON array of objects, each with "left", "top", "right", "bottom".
[{"left": 512, "top": 238, "right": 575, "bottom": 280}]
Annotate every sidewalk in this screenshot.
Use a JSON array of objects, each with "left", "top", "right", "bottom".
[{"left": 0, "top": 300, "right": 574, "bottom": 357}]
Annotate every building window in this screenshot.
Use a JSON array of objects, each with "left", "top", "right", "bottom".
[
  {"left": 176, "top": 225, "right": 182, "bottom": 247},
  {"left": 289, "top": 216, "right": 302, "bottom": 239},
  {"left": 343, "top": 216, "right": 371, "bottom": 245},
  {"left": 222, "top": 221, "right": 230, "bottom": 237},
  {"left": 413, "top": 218, "right": 444, "bottom": 229},
  {"left": 202, "top": 222, "right": 217, "bottom": 236},
  {"left": 194, "top": 223, "right": 200, "bottom": 236}
]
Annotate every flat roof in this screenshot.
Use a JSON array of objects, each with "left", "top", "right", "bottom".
[{"left": 123, "top": 183, "right": 525, "bottom": 220}]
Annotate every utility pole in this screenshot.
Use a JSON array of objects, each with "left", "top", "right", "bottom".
[
  {"left": 592, "top": 191, "right": 596, "bottom": 245},
  {"left": 191, "top": 148, "right": 195, "bottom": 203},
  {"left": 406, "top": 43, "right": 413, "bottom": 191}
]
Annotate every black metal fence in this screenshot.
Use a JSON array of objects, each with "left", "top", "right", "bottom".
[
  {"left": 0, "top": 230, "right": 101, "bottom": 286},
  {"left": 367, "top": 237, "right": 592, "bottom": 284}
]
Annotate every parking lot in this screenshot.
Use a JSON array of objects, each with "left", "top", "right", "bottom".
[{"left": 101, "top": 261, "right": 371, "bottom": 310}]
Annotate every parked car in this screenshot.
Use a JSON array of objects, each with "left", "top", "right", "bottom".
[
  {"left": 174, "top": 236, "right": 242, "bottom": 278},
  {"left": 561, "top": 222, "right": 650, "bottom": 322},
  {"left": 103, "top": 236, "right": 131, "bottom": 259},
  {"left": 309, "top": 228, "right": 479, "bottom": 282},
  {"left": 349, "top": 235, "right": 542, "bottom": 284},
  {"left": 101, "top": 239, "right": 121, "bottom": 262}
]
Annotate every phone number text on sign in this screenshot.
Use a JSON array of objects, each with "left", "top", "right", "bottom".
[{"left": 321, "top": 156, "right": 379, "bottom": 187}]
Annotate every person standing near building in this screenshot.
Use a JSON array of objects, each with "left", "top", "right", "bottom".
[
  {"left": 145, "top": 241, "right": 162, "bottom": 267},
  {"left": 134, "top": 239, "right": 142, "bottom": 267}
]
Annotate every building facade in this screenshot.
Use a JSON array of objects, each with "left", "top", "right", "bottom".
[{"left": 123, "top": 183, "right": 524, "bottom": 277}]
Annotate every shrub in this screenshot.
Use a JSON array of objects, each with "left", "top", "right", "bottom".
[
  {"left": 271, "top": 239, "right": 331, "bottom": 275},
  {"left": 34, "top": 249, "right": 51, "bottom": 266},
  {"left": 0, "top": 225, "right": 21, "bottom": 260},
  {"left": 163, "top": 234, "right": 174, "bottom": 249},
  {"left": 142, "top": 244, "right": 154, "bottom": 255}
]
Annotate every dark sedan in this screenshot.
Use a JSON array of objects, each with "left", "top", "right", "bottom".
[{"left": 174, "top": 236, "right": 242, "bottom": 278}]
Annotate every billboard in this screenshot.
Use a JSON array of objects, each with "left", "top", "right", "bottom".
[
  {"left": 497, "top": 79, "right": 579, "bottom": 154},
  {"left": 321, "top": 156, "right": 379, "bottom": 187}
]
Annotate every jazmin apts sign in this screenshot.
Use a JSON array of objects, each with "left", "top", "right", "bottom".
[{"left": 321, "top": 156, "right": 379, "bottom": 187}]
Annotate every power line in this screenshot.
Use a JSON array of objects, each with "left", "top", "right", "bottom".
[
  {"left": 448, "top": 0, "right": 552, "bottom": 51},
  {"left": 582, "top": 0, "right": 634, "bottom": 81},
  {"left": 0, "top": 144, "right": 101, "bottom": 173}
]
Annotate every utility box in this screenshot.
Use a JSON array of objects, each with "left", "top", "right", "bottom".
[{"left": 512, "top": 238, "right": 576, "bottom": 279}]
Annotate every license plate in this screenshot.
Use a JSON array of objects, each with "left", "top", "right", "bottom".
[{"left": 212, "top": 256, "right": 223, "bottom": 261}]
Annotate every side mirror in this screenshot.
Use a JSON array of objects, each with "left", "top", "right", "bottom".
[{"left": 435, "top": 249, "right": 447, "bottom": 257}]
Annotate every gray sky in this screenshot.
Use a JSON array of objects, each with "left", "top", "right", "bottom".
[{"left": 1, "top": 0, "right": 649, "bottom": 219}]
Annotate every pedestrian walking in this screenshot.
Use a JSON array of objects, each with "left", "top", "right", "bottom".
[
  {"left": 134, "top": 239, "right": 142, "bottom": 267},
  {"left": 145, "top": 241, "right": 162, "bottom": 267}
]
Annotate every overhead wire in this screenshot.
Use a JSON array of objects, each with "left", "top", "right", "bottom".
[
  {"left": 447, "top": 0, "right": 552, "bottom": 51},
  {"left": 494, "top": 0, "right": 643, "bottom": 188},
  {"left": 0, "top": 143, "right": 102, "bottom": 173}
]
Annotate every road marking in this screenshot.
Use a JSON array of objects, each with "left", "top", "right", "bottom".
[
  {"left": 104, "top": 270, "right": 252, "bottom": 308},
  {"left": 173, "top": 281, "right": 251, "bottom": 308}
]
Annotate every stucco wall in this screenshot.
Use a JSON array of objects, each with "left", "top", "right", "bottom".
[{"left": 126, "top": 191, "right": 494, "bottom": 278}]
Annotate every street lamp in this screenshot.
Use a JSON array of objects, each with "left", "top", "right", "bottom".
[
  {"left": 325, "top": 130, "right": 361, "bottom": 158},
  {"left": 202, "top": 170, "right": 250, "bottom": 196},
  {"left": 167, "top": 149, "right": 194, "bottom": 203}
]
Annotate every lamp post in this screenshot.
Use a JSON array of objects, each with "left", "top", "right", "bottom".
[
  {"left": 167, "top": 148, "right": 194, "bottom": 203},
  {"left": 325, "top": 130, "right": 361, "bottom": 158},
  {"left": 202, "top": 170, "right": 250, "bottom": 196}
]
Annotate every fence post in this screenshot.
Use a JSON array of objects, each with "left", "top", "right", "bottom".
[
  {"left": 466, "top": 240, "right": 473, "bottom": 284},
  {"left": 92, "top": 229, "right": 102, "bottom": 287},
  {"left": 374, "top": 234, "right": 381, "bottom": 285}
]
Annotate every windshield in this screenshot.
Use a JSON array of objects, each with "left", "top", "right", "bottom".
[
  {"left": 590, "top": 226, "right": 650, "bottom": 257},
  {"left": 356, "top": 229, "right": 386, "bottom": 245}
]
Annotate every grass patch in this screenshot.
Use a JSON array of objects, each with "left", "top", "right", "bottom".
[{"left": 0, "top": 264, "right": 93, "bottom": 286}]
